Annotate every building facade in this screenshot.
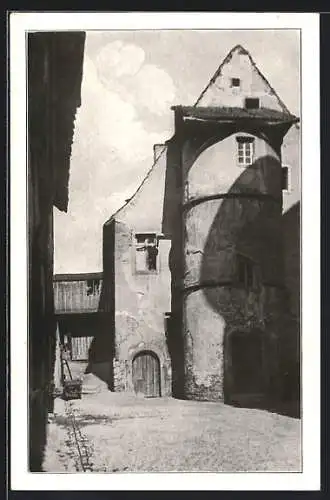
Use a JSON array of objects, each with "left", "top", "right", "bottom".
[
  {"left": 281, "top": 122, "right": 301, "bottom": 404},
  {"left": 103, "top": 148, "right": 172, "bottom": 397},
  {"left": 28, "top": 32, "right": 85, "bottom": 471},
  {"left": 53, "top": 273, "right": 114, "bottom": 383},
  {"left": 102, "top": 45, "right": 300, "bottom": 409}
]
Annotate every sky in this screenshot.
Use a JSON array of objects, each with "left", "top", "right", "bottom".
[{"left": 54, "top": 29, "right": 300, "bottom": 274}]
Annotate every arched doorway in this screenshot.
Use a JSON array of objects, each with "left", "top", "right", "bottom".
[
  {"left": 132, "top": 351, "right": 161, "bottom": 398},
  {"left": 226, "top": 330, "right": 264, "bottom": 402}
]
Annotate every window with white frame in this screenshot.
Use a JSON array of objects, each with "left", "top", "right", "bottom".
[
  {"left": 134, "top": 233, "right": 159, "bottom": 273},
  {"left": 236, "top": 136, "right": 255, "bottom": 167}
]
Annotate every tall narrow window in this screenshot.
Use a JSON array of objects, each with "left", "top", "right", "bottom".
[
  {"left": 282, "top": 166, "right": 290, "bottom": 192},
  {"left": 135, "top": 234, "right": 159, "bottom": 273},
  {"left": 236, "top": 136, "right": 255, "bottom": 167},
  {"left": 236, "top": 254, "right": 256, "bottom": 288}
]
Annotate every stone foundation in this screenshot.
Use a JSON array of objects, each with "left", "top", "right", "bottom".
[
  {"left": 182, "top": 286, "right": 284, "bottom": 402},
  {"left": 113, "top": 359, "right": 127, "bottom": 392}
]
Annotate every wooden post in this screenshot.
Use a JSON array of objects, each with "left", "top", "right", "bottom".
[{"left": 53, "top": 323, "right": 62, "bottom": 390}]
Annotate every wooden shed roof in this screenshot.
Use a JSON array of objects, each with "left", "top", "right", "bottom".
[{"left": 53, "top": 273, "right": 103, "bottom": 314}]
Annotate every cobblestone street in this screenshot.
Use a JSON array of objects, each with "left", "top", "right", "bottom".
[{"left": 43, "top": 391, "right": 301, "bottom": 473}]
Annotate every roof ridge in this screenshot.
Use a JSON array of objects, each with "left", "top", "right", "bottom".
[
  {"left": 194, "top": 45, "right": 239, "bottom": 106},
  {"left": 246, "top": 49, "right": 291, "bottom": 115},
  {"left": 194, "top": 45, "right": 292, "bottom": 116},
  {"left": 104, "top": 144, "right": 167, "bottom": 225}
]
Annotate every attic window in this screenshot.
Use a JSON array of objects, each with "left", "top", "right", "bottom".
[
  {"left": 231, "top": 78, "right": 241, "bottom": 87},
  {"left": 134, "top": 233, "right": 159, "bottom": 273},
  {"left": 245, "top": 98, "right": 260, "bottom": 109}
]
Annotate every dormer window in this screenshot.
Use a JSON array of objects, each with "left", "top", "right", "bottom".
[
  {"left": 245, "top": 97, "right": 260, "bottom": 109},
  {"left": 236, "top": 136, "right": 255, "bottom": 167},
  {"left": 134, "top": 233, "right": 159, "bottom": 273},
  {"left": 231, "top": 78, "right": 241, "bottom": 87}
]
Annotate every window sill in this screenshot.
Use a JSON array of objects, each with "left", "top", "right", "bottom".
[{"left": 134, "top": 270, "right": 159, "bottom": 275}]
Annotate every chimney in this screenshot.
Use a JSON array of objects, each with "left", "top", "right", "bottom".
[{"left": 153, "top": 144, "right": 166, "bottom": 163}]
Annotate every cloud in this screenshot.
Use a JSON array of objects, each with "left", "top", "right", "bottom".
[
  {"left": 133, "top": 64, "right": 176, "bottom": 116},
  {"left": 94, "top": 41, "right": 176, "bottom": 116},
  {"left": 96, "top": 40, "right": 145, "bottom": 79},
  {"left": 75, "top": 54, "right": 173, "bottom": 165},
  {"left": 54, "top": 40, "right": 177, "bottom": 273}
]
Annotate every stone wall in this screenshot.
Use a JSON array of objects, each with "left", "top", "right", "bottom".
[
  {"left": 103, "top": 148, "right": 173, "bottom": 396},
  {"left": 28, "top": 31, "right": 85, "bottom": 471},
  {"left": 112, "top": 220, "right": 172, "bottom": 396},
  {"left": 282, "top": 126, "right": 301, "bottom": 405},
  {"left": 176, "top": 124, "right": 286, "bottom": 402},
  {"left": 183, "top": 286, "right": 285, "bottom": 401}
]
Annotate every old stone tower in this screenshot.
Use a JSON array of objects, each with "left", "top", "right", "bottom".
[
  {"left": 102, "top": 45, "right": 300, "bottom": 406},
  {"left": 166, "top": 45, "right": 299, "bottom": 403}
]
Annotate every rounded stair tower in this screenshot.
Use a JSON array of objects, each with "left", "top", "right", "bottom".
[{"left": 171, "top": 104, "right": 298, "bottom": 404}]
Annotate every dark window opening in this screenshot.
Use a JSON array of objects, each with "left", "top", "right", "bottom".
[
  {"left": 282, "top": 166, "right": 289, "bottom": 191},
  {"left": 146, "top": 245, "right": 158, "bottom": 270},
  {"left": 237, "top": 254, "right": 256, "bottom": 288},
  {"left": 231, "top": 78, "right": 241, "bottom": 87},
  {"left": 86, "top": 279, "right": 100, "bottom": 296},
  {"left": 244, "top": 97, "right": 260, "bottom": 109},
  {"left": 135, "top": 233, "right": 156, "bottom": 244},
  {"left": 135, "top": 233, "right": 159, "bottom": 273}
]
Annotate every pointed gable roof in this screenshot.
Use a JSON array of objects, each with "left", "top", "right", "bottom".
[
  {"left": 104, "top": 144, "right": 168, "bottom": 232},
  {"left": 104, "top": 45, "right": 299, "bottom": 228},
  {"left": 194, "top": 44, "right": 292, "bottom": 115}
]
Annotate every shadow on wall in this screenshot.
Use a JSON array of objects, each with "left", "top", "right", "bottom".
[
  {"left": 162, "top": 141, "right": 187, "bottom": 399},
  {"left": 84, "top": 321, "right": 114, "bottom": 390},
  {"left": 281, "top": 201, "right": 301, "bottom": 416},
  {"left": 166, "top": 147, "right": 300, "bottom": 417},
  {"left": 282, "top": 201, "right": 300, "bottom": 321},
  {"left": 200, "top": 154, "right": 283, "bottom": 321},
  {"left": 84, "top": 275, "right": 115, "bottom": 390},
  {"left": 165, "top": 297, "right": 185, "bottom": 399},
  {"left": 199, "top": 155, "right": 299, "bottom": 417},
  {"left": 83, "top": 221, "right": 116, "bottom": 389}
]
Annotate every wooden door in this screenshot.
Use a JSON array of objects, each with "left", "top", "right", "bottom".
[
  {"left": 132, "top": 352, "right": 161, "bottom": 397},
  {"left": 230, "top": 332, "right": 263, "bottom": 396}
]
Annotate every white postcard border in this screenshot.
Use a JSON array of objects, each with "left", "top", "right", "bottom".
[{"left": 10, "top": 12, "right": 320, "bottom": 491}]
